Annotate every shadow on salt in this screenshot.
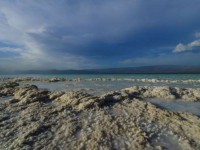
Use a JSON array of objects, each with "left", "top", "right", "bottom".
[{"left": 144, "top": 98, "right": 200, "bottom": 116}]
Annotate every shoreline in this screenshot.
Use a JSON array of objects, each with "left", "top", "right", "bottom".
[{"left": 1, "top": 77, "right": 200, "bottom": 84}]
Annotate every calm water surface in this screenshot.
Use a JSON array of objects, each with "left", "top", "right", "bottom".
[{"left": 0, "top": 73, "right": 200, "bottom": 80}]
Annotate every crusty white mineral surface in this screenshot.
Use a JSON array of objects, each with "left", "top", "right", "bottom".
[{"left": 0, "top": 82, "right": 200, "bottom": 150}]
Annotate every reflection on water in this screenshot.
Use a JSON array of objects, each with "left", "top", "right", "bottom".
[
  {"left": 0, "top": 96, "right": 13, "bottom": 102},
  {"left": 144, "top": 98, "right": 200, "bottom": 116}
]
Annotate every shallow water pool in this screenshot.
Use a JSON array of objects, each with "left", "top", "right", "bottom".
[
  {"left": 0, "top": 96, "right": 13, "bottom": 102},
  {"left": 144, "top": 98, "right": 200, "bottom": 116}
]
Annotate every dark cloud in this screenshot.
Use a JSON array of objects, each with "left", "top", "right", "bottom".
[{"left": 0, "top": 0, "right": 200, "bottom": 70}]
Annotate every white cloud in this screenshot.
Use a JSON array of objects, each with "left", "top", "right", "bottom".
[
  {"left": 0, "top": 1, "right": 98, "bottom": 70},
  {"left": 0, "top": 47, "right": 22, "bottom": 53},
  {"left": 173, "top": 31, "right": 200, "bottom": 53},
  {"left": 0, "top": 0, "right": 140, "bottom": 70},
  {"left": 173, "top": 40, "right": 200, "bottom": 53},
  {"left": 173, "top": 43, "right": 188, "bottom": 52}
]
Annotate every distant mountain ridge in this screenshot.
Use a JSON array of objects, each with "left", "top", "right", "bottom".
[{"left": 10, "top": 65, "right": 200, "bottom": 74}]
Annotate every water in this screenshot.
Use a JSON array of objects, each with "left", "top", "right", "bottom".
[
  {"left": 0, "top": 96, "right": 13, "bottom": 103},
  {"left": 0, "top": 73, "right": 200, "bottom": 80},
  {"left": 1, "top": 74, "right": 200, "bottom": 95},
  {"left": 23, "top": 80, "right": 136, "bottom": 95},
  {"left": 19, "top": 79, "right": 199, "bottom": 96},
  {"left": 144, "top": 98, "right": 200, "bottom": 116}
]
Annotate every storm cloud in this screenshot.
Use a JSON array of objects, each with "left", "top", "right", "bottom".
[{"left": 0, "top": 0, "right": 200, "bottom": 71}]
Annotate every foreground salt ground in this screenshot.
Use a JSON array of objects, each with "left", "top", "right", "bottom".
[{"left": 0, "top": 82, "right": 200, "bottom": 149}]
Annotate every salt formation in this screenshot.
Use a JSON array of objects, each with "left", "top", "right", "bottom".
[{"left": 0, "top": 82, "right": 200, "bottom": 149}]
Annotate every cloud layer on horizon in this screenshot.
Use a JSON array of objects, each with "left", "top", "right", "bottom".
[{"left": 0, "top": 0, "right": 200, "bottom": 71}]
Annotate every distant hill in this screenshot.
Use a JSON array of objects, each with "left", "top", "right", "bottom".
[{"left": 12, "top": 65, "right": 200, "bottom": 74}]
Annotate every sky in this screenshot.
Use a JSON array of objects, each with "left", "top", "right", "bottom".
[{"left": 0, "top": 0, "right": 200, "bottom": 71}]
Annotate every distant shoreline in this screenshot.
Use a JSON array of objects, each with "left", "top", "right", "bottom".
[{"left": 1, "top": 65, "right": 200, "bottom": 74}]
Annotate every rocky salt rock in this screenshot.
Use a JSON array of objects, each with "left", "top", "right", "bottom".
[
  {"left": 48, "top": 78, "right": 65, "bottom": 82},
  {"left": 192, "top": 89, "right": 200, "bottom": 98},
  {"left": 1, "top": 82, "right": 19, "bottom": 88},
  {"left": 123, "top": 86, "right": 200, "bottom": 102},
  {"left": 49, "top": 91, "right": 65, "bottom": 100},
  {"left": 0, "top": 82, "right": 19, "bottom": 97},
  {"left": 11, "top": 77, "right": 33, "bottom": 82},
  {"left": 144, "top": 86, "right": 176, "bottom": 99},
  {"left": 54, "top": 91, "right": 100, "bottom": 110},
  {"left": 100, "top": 91, "right": 127, "bottom": 104},
  {"left": 180, "top": 88, "right": 200, "bottom": 101},
  {"left": 14, "top": 85, "right": 50, "bottom": 104},
  {"left": 1, "top": 85, "right": 200, "bottom": 149}
]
